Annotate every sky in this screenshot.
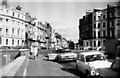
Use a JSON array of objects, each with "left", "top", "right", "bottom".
[{"left": 0, "top": 0, "right": 119, "bottom": 43}]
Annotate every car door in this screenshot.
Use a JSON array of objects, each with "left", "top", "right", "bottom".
[{"left": 77, "top": 54, "right": 86, "bottom": 73}]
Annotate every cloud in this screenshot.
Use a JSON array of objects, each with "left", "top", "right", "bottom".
[{"left": 53, "top": 25, "right": 79, "bottom": 42}]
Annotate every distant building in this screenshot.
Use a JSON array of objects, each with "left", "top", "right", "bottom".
[
  {"left": 46, "top": 22, "right": 52, "bottom": 50},
  {"left": 25, "top": 13, "right": 34, "bottom": 48},
  {"left": 38, "top": 22, "right": 48, "bottom": 49}
]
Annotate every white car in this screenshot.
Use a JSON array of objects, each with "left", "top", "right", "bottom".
[
  {"left": 48, "top": 52, "right": 58, "bottom": 61},
  {"left": 56, "top": 49, "right": 77, "bottom": 62},
  {"left": 76, "top": 51, "right": 112, "bottom": 77}
]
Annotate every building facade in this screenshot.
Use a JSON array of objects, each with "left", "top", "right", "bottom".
[
  {"left": 46, "top": 22, "right": 52, "bottom": 50},
  {"left": 79, "top": 11, "right": 93, "bottom": 50},
  {"left": 107, "top": 4, "right": 120, "bottom": 39},
  {"left": 0, "top": 4, "right": 26, "bottom": 47},
  {"left": 78, "top": 2, "right": 120, "bottom": 51},
  {"left": 92, "top": 9, "right": 103, "bottom": 50},
  {"left": 37, "top": 22, "right": 48, "bottom": 49}
]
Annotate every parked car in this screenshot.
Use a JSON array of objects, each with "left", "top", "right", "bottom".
[
  {"left": 13, "top": 45, "right": 27, "bottom": 49},
  {"left": 76, "top": 51, "right": 112, "bottom": 78},
  {"left": 56, "top": 49, "right": 77, "bottom": 62},
  {"left": 0, "top": 46, "right": 13, "bottom": 49},
  {"left": 47, "top": 51, "right": 58, "bottom": 61},
  {"left": 98, "top": 58, "right": 120, "bottom": 78}
]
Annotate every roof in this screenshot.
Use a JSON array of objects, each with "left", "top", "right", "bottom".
[{"left": 79, "top": 51, "right": 104, "bottom": 56}]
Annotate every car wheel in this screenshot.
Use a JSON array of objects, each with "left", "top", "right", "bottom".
[{"left": 85, "top": 71, "right": 91, "bottom": 78}]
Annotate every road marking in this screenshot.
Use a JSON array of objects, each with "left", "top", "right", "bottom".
[
  {"left": 23, "top": 68, "right": 26, "bottom": 76},
  {"left": 23, "top": 59, "right": 29, "bottom": 76}
]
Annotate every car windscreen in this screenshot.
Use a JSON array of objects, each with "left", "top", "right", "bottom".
[{"left": 86, "top": 54, "right": 106, "bottom": 62}]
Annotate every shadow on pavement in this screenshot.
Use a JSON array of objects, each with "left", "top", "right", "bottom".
[
  {"left": 60, "top": 62, "right": 86, "bottom": 78},
  {"left": 61, "top": 67, "right": 86, "bottom": 78}
]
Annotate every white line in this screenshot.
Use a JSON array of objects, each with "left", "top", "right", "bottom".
[
  {"left": 23, "top": 59, "right": 29, "bottom": 76},
  {"left": 23, "top": 68, "right": 26, "bottom": 76}
]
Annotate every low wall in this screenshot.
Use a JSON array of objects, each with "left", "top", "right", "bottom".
[{"left": 0, "top": 49, "right": 30, "bottom": 68}]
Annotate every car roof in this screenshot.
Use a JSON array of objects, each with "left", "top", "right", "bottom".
[{"left": 79, "top": 51, "right": 104, "bottom": 56}]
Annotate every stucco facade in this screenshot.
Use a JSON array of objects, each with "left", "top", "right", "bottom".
[{"left": 0, "top": 4, "right": 26, "bottom": 47}]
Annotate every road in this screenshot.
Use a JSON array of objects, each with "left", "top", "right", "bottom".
[{"left": 14, "top": 53, "right": 86, "bottom": 78}]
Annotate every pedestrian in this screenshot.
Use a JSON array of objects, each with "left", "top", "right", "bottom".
[
  {"left": 30, "top": 46, "right": 33, "bottom": 56},
  {"left": 34, "top": 46, "right": 38, "bottom": 59}
]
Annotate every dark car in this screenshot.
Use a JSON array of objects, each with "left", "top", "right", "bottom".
[
  {"left": 99, "top": 58, "right": 120, "bottom": 78},
  {"left": 0, "top": 46, "right": 13, "bottom": 49}
]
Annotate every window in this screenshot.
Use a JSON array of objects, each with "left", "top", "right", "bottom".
[
  {"left": 6, "top": 39, "right": 8, "bottom": 45},
  {"left": 21, "top": 30, "right": 23, "bottom": 36},
  {"left": 94, "top": 31, "right": 96, "bottom": 38},
  {"left": 12, "top": 29, "right": 14, "bottom": 35},
  {"left": 86, "top": 54, "right": 106, "bottom": 62},
  {"left": 6, "top": 29, "right": 8, "bottom": 35},
  {"left": 22, "top": 40, "right": 24, "bottom": 43},
  {"left": 98, "top": 23, "right": 100, "bottom": 28},
  {"left": 0, "top": 9, "right": 3, "bottom": 12},
  {"left": 110, "top": 29, "right": 115, "bottom": 37},
  {"left": 103, "top": 22, "right": 106, "bottom": 28},
  {"left": 0, "top": 28, "right": 2, "bottom": 33},
  {"left": 103, "top": 15, "right": 106, "bottom": 19},
  {"left": 12, "top": 39, "right": 14, "bottom": 45},
  {"left": 13, "top": 12, "right": 14, "bottom": 16},
  {"left": 18, "top": 14, "right": 20, "bottom": 17},
  {"left": 6, "top": 10, "right": 9, "bottom": 14},
  {"left": 110, "top": 13, "right": 114, "bottom": 17},
  {"left": 94, "top": 41, "right": 96, "bottom": 47},
  {"left": 13, "top": 20, "right": 14, "bottom": 24},
  {"left": 18, "top": 40, "right": 19, "bottom": 45},
  {"left": 18, "top": 30, "right": 19, "bottom": 35},
  {"left": 6, "top": 19, "right": 8, "bottom": 22},
  {"left": 0, "top": 36, "right": 1, "bottom": 44},
  {"left": 86, "top": 42, "right": 89, "bottom": 46},
  {"left": 103, "top": 40, "right": 106, "bottom": 44},
  {"left": 94, "top": 16, "right": 96, "bottom": 21},
  {"left": 18, "top": 22, "right": 19, "bottom": 26},
  {"left": 111, "top": 21, "right": 114, "bottom": 26},
  {"left": 98, "top": 41, "right": 101, "bottom": 46},
  {"left": 98, "top": 31, "right": 101, "bottom": 38},
  {"left": 94, "top": 24, "right": 96, "bottom": 28},
  {"left": 98, "top": 16, "right": 101, "bottom": 20},
  {"left": 0, "top": 17, "right": 3, "bottom": 22},
  {"left": 117, "top": 30, "right": 120, "bottom": 37},
  {"left": 103, "top": 31, "right": 106, "bottom": 37}
]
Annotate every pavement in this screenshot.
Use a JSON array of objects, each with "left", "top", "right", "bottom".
[
  {"left": 0, "top": 56, "right": 26, "bottom": 77},
  {"left": 0, "top": 49, "right": 114, "bottom": 78},
  {"left": 15, "top": 55, "right": 78, "bottom": 77}
]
